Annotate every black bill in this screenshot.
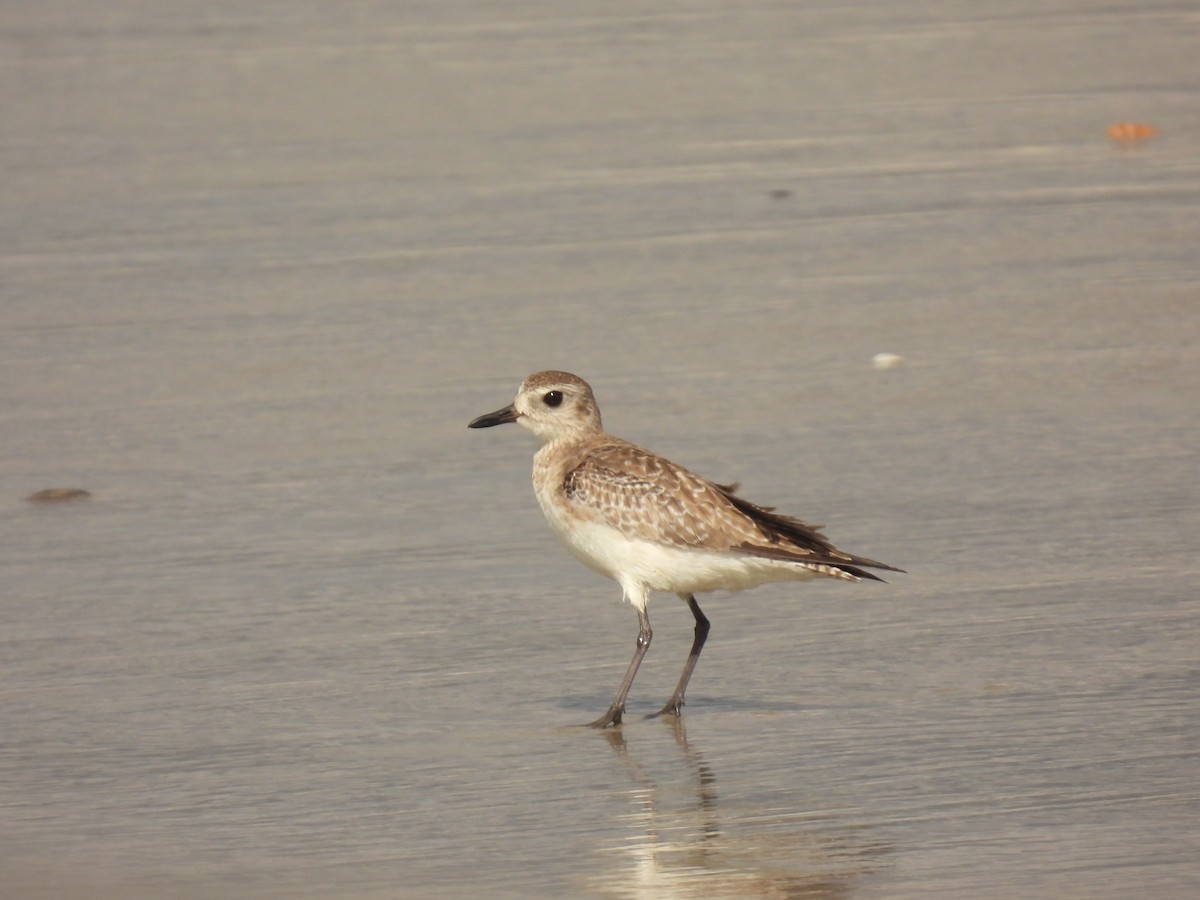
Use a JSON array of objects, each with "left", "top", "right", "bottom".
[{"left": 468, "top": 403, "right": 519, "bottom": 428}]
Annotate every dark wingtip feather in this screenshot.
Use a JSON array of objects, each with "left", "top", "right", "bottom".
[
  {"left": 840, "top": 566, "right": 888, "bottom": 583},
  {"left": 717, "top": 483, "right": 903, "bottom": 579}
]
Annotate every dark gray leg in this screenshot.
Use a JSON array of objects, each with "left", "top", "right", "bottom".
[
  {"left": 589, "top": 606, "right": 652, "bottom": 728},
  {"left": 657, "top": 594, "right": 710, "bottom": 718}
]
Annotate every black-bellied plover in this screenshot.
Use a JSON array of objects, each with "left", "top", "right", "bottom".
[{"left": 469, "top": 371, "right": 902, "bottom": 727}]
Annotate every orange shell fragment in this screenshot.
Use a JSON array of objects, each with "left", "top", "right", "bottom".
[{"left": 1107, "top": 122, "right": 1159, "bottom": 141}]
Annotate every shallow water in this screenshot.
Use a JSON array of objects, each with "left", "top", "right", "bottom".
[{"left": 3, "top": 1, "right": 1199, "bottom": 897}]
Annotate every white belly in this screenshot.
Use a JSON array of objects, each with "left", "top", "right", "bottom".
[{"left": 547, "top": 513, "right": 819, "bottom": 596}]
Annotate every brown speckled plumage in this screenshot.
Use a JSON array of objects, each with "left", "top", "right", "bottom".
[{"left": 560, "top": 437, "right": 895, "bottom": 582}]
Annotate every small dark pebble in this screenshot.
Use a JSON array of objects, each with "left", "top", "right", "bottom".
[{"left": 26, "top": 488, "right": 92, "bottom": 503}]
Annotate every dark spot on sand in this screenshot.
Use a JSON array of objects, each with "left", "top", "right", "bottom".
[{"left": 26, "top": 488, "right": 92, "bottom": 503}]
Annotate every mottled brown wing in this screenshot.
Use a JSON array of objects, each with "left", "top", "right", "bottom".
[
  {"left": 562, "top": 440, "right": 903, "bottom": 580},
  {"left": 561, "top": 441, "right": 757, "bottom": 548}
]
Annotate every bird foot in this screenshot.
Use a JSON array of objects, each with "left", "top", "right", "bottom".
[
  {"left": 586, "top": 705, "right": 624, "bottom": 728},
  {"left": 652, "top": 698, "right": 684, "bottom": 719}
]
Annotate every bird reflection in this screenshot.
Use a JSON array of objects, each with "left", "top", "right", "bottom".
[{"left": 587, "top": 719, "right": 881, "bottom": 898}]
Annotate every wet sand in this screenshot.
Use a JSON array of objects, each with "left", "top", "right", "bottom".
[{"left": 3, "top": 2, "right": 1199, "bottom": 897}]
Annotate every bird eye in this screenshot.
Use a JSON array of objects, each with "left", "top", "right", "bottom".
[{"left": 544, "top": 390, "right": 563, "bottom": 407}]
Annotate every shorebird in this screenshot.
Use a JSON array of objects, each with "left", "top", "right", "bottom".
[{"left": 468, "top": 371, "right": 902, "bottom": 727}]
